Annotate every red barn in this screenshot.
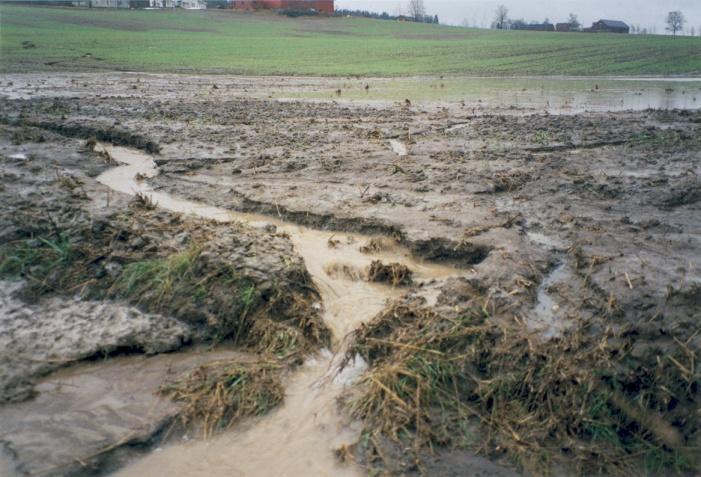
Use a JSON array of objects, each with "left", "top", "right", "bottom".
[{"left": 232, "top": 0, "right": 333, "bottom": 14}]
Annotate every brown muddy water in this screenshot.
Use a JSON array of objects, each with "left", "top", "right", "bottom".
[{"left": 95, "top": 144, "right": 462, "bottom": 477}]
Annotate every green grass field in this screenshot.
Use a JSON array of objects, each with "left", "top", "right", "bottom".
[{"left": 1, "top": 4, "right": 700, "bottom": 76}]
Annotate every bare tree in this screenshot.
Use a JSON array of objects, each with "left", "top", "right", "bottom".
[
  {"left": 691, "top": 26, "right": 696, "bottom": 37},
  {"left": 666, "top": 11, "right": 685, "bottom": 37},
  {"left": 493, "top": 4, "right": 508, "bottom": 30},
  {"left": 567, "top": 13, "right": 580, "bottom": 29},
  {"left": 407, "top": 0, "right": 425, "bottom": 22}
]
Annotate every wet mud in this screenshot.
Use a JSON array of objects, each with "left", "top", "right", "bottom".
[{"left": 0, "top": 73, "right": 700, "bottom": 477}]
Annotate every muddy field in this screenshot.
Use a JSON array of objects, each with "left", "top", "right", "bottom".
[{"left": 0, "top": 73, "right": 700, "bottom": 477}]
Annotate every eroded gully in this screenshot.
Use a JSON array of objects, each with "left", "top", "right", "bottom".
[{"left": 95, "top": 144, "right": 462, "bottom": 477}]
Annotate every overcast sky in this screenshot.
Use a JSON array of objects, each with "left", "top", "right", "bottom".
[{"left": 335, "top": 0, "right": 701, "bottom": 32}]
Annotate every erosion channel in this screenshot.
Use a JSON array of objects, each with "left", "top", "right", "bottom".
[{"left": 97, "top": 143, "right": 460, "bottom": 477}]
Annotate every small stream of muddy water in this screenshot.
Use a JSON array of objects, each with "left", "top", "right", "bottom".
[{"left": 96, "top": 144, "right": 460, "bottom": 477}]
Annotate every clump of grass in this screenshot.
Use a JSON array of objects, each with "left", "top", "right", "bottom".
[
  {"left": 490, "top": 170, "right": 532, "bottom": 193},
  {"left": 56, "top": 171, "right": 88, "bottom": 199},
  {"left": 249, "top": 318, "right": 308, "bottom": 358},
  {"left": 11, "top": 127, "right": 45, "bottom": 145},
  {"left": 161, "top": 360, "right": 284, "bottom": 439},
  {"left": 344, "top": 301, "right": 700, "bottom": 476},
  {"left": 129, "top": 191, "right": 157, "bottom": 210},
  {"left": 359, "top": 237, "right": 395, "bottom": 255},
  {"left": 0, "top": 234, "right": 83, "bottom": 293},
  {"left": 111, "top": 245, "right": 259, "bottom": 340},
  {"left": 366, "top": 260, "right": 413, "bottom": 286},
  {"left": 532, "top": 130, "right": 550, "bottom": 145},
  {"left": 0, "top": 209, "right": 328, "bottom": 354}
]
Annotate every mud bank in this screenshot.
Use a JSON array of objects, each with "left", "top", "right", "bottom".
[{"left": 0, "top": 280, "right": 189, "bottom": 403}]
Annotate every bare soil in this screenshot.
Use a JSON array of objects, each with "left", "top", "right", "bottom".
[{"left": 0, "top": 73, "right": 699, "bottom": 477}]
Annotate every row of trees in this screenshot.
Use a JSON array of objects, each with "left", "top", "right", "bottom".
[
  {"left": 333, "top": 0, "right": 438, "bottom": 24},
  {"left": 491, "top": 4, "right": 695, "bottom": 37},
  {"left": 336, "top": 1, "right": 697, "bottom": 36},
  {"left": 493, "top": 6, "right": 578, "bottom": 30},
  {"left": 406, "top": 0, "right": 438, "bottom": 23},
  {"left": 334, "top": 9, "right": 438, "bottom": 24}
]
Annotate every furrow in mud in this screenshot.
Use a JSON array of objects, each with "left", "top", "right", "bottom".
[
  {"left": 0, "top": 116, "right": 161, "bottom": 153},
  {"left": 152, "top": 172, "right": 493, "bottom": 268}
]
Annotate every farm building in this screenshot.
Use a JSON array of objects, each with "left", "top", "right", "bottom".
[
  {"left": 512, "top": 22, "right": 555, "bottom": 32},
  {"left": 584, "top": 19, "right": 630, "bottom": 34},
  {"left": 231, "top": 0, "right": 334, "bottom": 14},
  {"left": 555, "top": 23, "right": 578, "bottom": 32}
]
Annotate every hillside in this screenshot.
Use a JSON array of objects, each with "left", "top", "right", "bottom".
[{"left": 1, "top": 4, "right": 700, "bottom": 76}]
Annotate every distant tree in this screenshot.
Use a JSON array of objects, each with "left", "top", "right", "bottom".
[
  {"left": 494, "top": 5, "right": 509, "bottom": 30},
  {"left": 567, "top": 13, "right": 580, "bottom": 28},
  {"left": 666, "top": 11, "right": 685, "bottom": 37},
  {"left": 544, "top": 17, "right": 550, "bottom": 25},
  {"left": 407, "top": 0, "right": 425, "bottom": 22},
  {"left": 511, "top": 18, "right": 526, "bottom": 29},
  {"left": 434, "top": 14, "right": 439, "bottom": 24},
  {"left": 691, "top": 26, "right": 696, "bottom": 37},
  {"left": 493, "top": 4, "right": 508, "bottom": 29}
]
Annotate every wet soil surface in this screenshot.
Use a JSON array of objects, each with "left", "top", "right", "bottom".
[
  {"left": 0, "top": 73, "right": 700, "bottom": 477},
  {"left": 0, "top": 118, "right": 325, "bottom": 475},
  {"left": 0, "top": 348, "right": 247, "bottom": 477},
  {"left": 0, "top": 280, "right": 189, "bottom": 403}
]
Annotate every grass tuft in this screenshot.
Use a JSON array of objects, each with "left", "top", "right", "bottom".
[
  {"left": 0, "top": 219, "right": 327, "bottom": 352},
  {"left": 344, "top": 301, "right": 701, "bottom": 476},
  {"left": 111, "top": 244, "right": 260, "bottom": 340},
  {"left": 161, "top": 359, "right": 284, "bottom": 439},
  {"left": 0, "top": 234, "right": 83, "bottom": 293}
]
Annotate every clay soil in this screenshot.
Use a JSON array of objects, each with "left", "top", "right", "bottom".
[{"left": 0, "top": 73, "right": 699, "bottom": 477}]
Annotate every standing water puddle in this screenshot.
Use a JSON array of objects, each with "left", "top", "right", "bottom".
[
  {"left": 388, "top": 139, "right": 408, "bottom": 157},
  {"left": 96, "top": 144, "right": 460, "bottom": 477},
  {"left": 531, "top": 263, "right": 569, "bottom": 338}
]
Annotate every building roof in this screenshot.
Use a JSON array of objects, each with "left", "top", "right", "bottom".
[{"left": 598, "top": 19, "right": 629, "bottom": 28}]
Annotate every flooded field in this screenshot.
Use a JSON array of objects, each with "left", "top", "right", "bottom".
[
  {"left": 0, "top": 73, "right": 699, "bottom": 477},
  {"left": 289, "top": 76, "right": 701, "bottom": 112},
  {"left": 2, "top": 73, "right": 701, "bottom": 113}
]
